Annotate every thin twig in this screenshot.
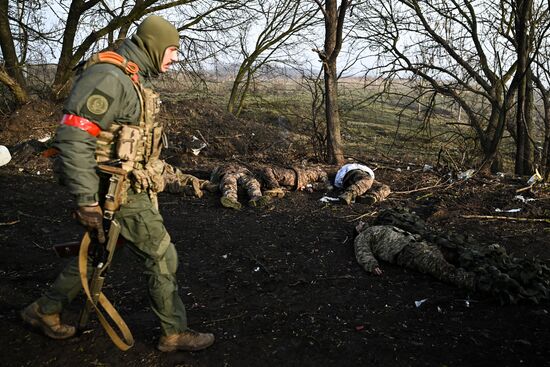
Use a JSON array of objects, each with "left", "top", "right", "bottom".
[
  {"left": 195, "top": 129, "right": 209, "bottom": 146},
  {"left": 193, "top": 312, "right": 247, "bottom": 326},
  {"left": 461, "top": 215, "right": 550, "bottom": 223},
  {"left": 516, "top": 185, "right": 533, "bottom": 193},
  {"left": 392, "top": 179, "right": 447, "bottom": 194},
  {"left": 0, "top": 220, "right": 20, "bottom": 226}
]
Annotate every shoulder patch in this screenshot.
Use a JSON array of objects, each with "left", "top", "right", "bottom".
[{"left": 86, "top": 94, "right": 110, "bottom": 115}]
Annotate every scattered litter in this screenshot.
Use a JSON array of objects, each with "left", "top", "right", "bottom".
[
  {"left": 496, "top": 172, "right": 505, "bottom": 178},
  {"left": 0, "top": 145, "right": 11, "bottom": 166},
  {"left": 396, "top": 168, "right": 402, "bottom": 172},
  {"left": 527, "top": 169, "right": 543, "bottom": 185},
  {"left": 495, "top": 208, "right": 521, "bottom": 213},
  {"left": 253, "top": 266, "right": 260, "bottom": 272},
  {"left": 38, "top": 135, "right": 51, "bottom": 143},
  {"left": 414, "top": 298, "right": 428, "bottom": 308},
  {"left": 437, "top": 306, "right": 442, "bottom": 313},
  {"left": 514, "top": 195, "right": 535, "bottom": 203},
  {"left": 464, "top": 300, "right": 470, "bottom": 308},
  {"left": 319, "top": 196, "right": 340, "bottom": 203},
  {"left": 422, "top": 164, "right": 433, "bottom": 172},
  {"left": 458, "top": 168, "right": 475, "bottom": 180},
  {"left": 189, "top": 135, "right": 207, "bottom": 155},
  {"left": 222, "top": 254, "right": 228, "bottom": 259}
]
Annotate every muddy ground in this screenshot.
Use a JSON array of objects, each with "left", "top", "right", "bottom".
[{"left": 1, "top": 99, "right": 550, "bottom": 367}]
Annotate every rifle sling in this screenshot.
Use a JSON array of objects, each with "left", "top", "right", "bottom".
[{"left": 78, "top": 231, "right": 134, "bottom": 351}]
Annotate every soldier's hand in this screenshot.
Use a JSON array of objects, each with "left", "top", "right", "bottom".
[
  {"left": 74, "top": 204, "right": 106, "bottom": 244},
  {"left": 373, "top": 267, "right": 383, "bottom": 276}
]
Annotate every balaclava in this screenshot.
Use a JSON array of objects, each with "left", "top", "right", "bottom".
[{"left": 133, "top": 15, "right": 180, "bottom": 73}]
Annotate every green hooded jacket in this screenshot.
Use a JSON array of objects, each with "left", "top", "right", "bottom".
[{"left": 53, "top": 16, "right": 179, "bottom": 206}]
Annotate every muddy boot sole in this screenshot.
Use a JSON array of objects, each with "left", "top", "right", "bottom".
[
  {"left": 20, "top": 304, "right": 76, "bottom": 340},
  {"left": 220, "top": 197, "right": 242, "bottom": 210}
]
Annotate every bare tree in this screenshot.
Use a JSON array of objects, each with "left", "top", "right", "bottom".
[
  {"left": 353, "top": 0, "right": 550, "bottom": 173},
  {"left": 226, "top": 0, "right": 319, "bottom": 116},
  {"left": 312, "top": 0, "right": 351, "bottom": 165}
]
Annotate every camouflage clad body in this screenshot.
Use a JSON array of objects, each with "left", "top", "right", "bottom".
[
  {"left": 366, "top": 208, "right": 550, "bottom": 304},
  {"left": 162, "top": 163, "right": 211, "bottom": 198},
  {"left": 259, "top": 166, "right": 330, "bottom": 197},
  {"left": 355, "top": 225, "right": 474, "bottom": 289},
  {"left": 21, "top": 16, "right": 214, "bottom": 352},
  {"left": 334, "top": 163, "right": 391, "bottom": 205},
  {"left": 210, "top": 163, "right": 270, "bottom": 209}
]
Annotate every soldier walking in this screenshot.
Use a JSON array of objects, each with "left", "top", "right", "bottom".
[{"left": 20, "top": 15, "right": 214, "bottom": 352}]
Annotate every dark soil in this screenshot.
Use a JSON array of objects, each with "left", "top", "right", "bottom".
[{"left": 1, "top": 99, "right": 550, "bottom": 367}]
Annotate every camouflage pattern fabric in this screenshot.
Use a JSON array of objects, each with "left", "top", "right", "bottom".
[
  {"left": 162, "top": 163, "right": 207, "bottom": 198},
  {"left": 210, "top": 164, "right": 262, "bottom": 202},
  {"left": 343, "top": 169, "right": 390, "bottom": 202},
  {"left": 354, "top": 225, "right": 475, "bottom": 289},
  {"left": 258, "top": 166, "right": 330, "bottom": 191},
  {"left": 373, "top": 207, "right": 550, "bottom": 304}
]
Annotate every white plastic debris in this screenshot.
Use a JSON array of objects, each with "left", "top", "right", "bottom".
[
  {"left": 191, "top": 142, "right": 207, "bottom": 156},
  {"left": 222, "top": 254, "right": 228, "bottom": 259},
  {"left": 458, "top": 169, "right": 475, "bottom": 180},
  {"left": 494, "top": 208, "right": 521, "bottom": 213},
  {"left": 0, "top": 145, "right": 11, "bottom": 166},
  {"left": 496, "top": 172, "right": 505, "bottom": 178},
  {"left": 396, "top": 168, "right": 402, "bottom": 172},
  {"left": 422, "top": 164, "right": 433, "bottom": 172},
  {"left": 514, "top": 195, "right": 535, "bottom": 203},
  {"left": 414, "top": 298, "right": 428, "bottom": 308},
  {"left": 253, "top": 266, "right": 260, "bottom": 272},
  {"left": 527, "top": 169, "right": 543, "bottom": 185},
  {"left": 319, "top": 196, "right": 340, "bottom": 203},
  {"left": 38, "top": 135, "right": 51, "bottom": 143}
]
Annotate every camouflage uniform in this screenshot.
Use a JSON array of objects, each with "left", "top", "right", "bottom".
[
  {"left": 355, "top": 225, "right": 475, "bottom": 289},
  {"left": 162, "top": 163, "right": 211, "bottom": 198},
  {"left": 210, "top": 163, "right": 269, "bottom": 209},
  {"left": 334, "top": 163, "right": 390, "bottom": 205},
  {"left": 370, "top": 208, "right": 550, "bottom": 304},
  {"left": 258, "top": 166, "right": 330, "bottom": 197}
]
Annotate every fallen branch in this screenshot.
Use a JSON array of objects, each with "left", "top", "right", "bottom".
[{"left": 461, "top": 215, "right": 550, "bottom": 224}]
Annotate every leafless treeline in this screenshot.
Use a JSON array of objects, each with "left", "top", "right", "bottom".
[{"left": 1, "top": 0, "right": 550, "bottom": 176}]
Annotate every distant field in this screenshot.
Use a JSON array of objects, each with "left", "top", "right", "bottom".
[{"left": 158, "top": 73, "right": 517, "bottom": 170}]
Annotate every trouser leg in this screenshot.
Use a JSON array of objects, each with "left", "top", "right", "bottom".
[
  {"left": 37, "top": 256, "right": 92, "bottom": 315},
  {"left": 370, "top": 180, "right": 391, "bottom": 202},
  {"left": 346, "top": 176, "right": 374, "bottom": 197},
  {"left": 117, "top": 192, "right": 188, "bottom": 335},
  {"left": 240, "top": 174, "right": 262, "bottom": 200},
  {"left": 127, "top": 237, "right": 187, "bottom": 335},
  {"left": 220, "top": 174, "right": 239, "bottom": 202},
  {"left": 396, "top": 243, "right": 464, "bottom": 286}
]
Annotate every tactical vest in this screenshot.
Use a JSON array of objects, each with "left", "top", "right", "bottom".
[{"left": 81, "top": 52, "right": 163, "bottom": 173}]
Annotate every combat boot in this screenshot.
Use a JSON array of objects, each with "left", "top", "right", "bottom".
[
  {"left": 264, "top": 188, "right": 285, "bottom": 198},
  {"left": 339, "top": 192, "right": 354, "bottom": 205},
  {"left": 157, "top": 329, "right": 215, "bottom": 352},
  {"left": 220, "top": 196, "right": 242, "bottom": 210},
  {"left": 249, "top": 196, "right": 272, "bottom": 207},
  {"left": 20, "top": 302, "right": 76, "bottom": 340}
]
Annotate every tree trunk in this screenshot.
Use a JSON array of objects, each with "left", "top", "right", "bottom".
[
  {"left": 0, "top": 66, "right": 29, "bottom": 105},
  {"left": 324, "top": 62, "right": 344, "bottom": 164},
  {"left": 0, "top": 0, "right": 28, "bottom": 101},
  {"left": 320, "top": 0, "right": 348, "bottom": 165}
]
